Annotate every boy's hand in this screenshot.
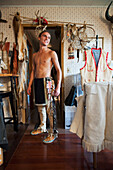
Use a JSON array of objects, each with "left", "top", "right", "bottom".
[{"left": 27, "top": 86, "right": 31, "bottom": 95}]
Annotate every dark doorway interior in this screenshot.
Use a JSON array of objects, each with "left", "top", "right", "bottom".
[{"left": 24, "top": 26, "right": 62, "bottom": 127}]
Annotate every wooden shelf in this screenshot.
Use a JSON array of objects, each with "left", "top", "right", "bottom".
[{"left": 0, "top": 74, "right": 19, "bottom": 77}]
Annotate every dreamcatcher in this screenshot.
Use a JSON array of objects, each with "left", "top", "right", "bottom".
[
  {"left": 66, "top": 21, "right": 95, "bottom": 61},
  {"left": 66, "top": 21, "right": 95, "bottom": 51}
]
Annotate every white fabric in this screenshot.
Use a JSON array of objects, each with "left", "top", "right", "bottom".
[
  {"left": 70, "top": 95, "right": 85, "bottom": 138},
  {"left": 105, "top": 82, "right": 113, "bottom": 151},
  {"left": 37, "top": 100, "right": 54, "bottom": 134},
  {"left": 82, "top": 82, "right": 108, "bottom": 152},
  {"left": 70, "top": 82, "right": 113, "bottom": 152},
  {"left": 18, "top": 60, "right": 27, "bottom": 93}
]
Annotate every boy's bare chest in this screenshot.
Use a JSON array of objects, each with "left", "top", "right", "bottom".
[{"left": 35, "top": 54, "right": 51, "bottom": 66}]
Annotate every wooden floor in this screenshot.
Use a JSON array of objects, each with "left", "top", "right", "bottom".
[
  {"left": 4, "top": 124, "right": 113, "bottom": 170},
  {"left": 1, "top": 105, "right": 113, "bottom": 170},
  {"left": 0, "top": 123, "right": 28, "bottom": 170}
]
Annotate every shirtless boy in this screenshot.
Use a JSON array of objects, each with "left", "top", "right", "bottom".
[{"left": 27, "top": 30, "right": 62, "bottom": 143}]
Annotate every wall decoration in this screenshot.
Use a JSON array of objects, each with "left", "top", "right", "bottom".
[
  {"left": 105, "top": 1, "right": 113, "bottom": 22},
  {"left": 105, "top": 1, "right": 113, "bottom": 59},
  {"left": 65, "top": 21, "right": 95, "bottom": 51},
  {"left": 68, "top": 43, "right": 75, "bottom": 59},
  {"left": 10, "top": 10, "right": 48, "bottom": 38},
  {"left": 85, "top": 37, "right": 104, "bottom": 50},
  {"left": 0, "top": 6, "right": 112, "bottom": 98},
  {"left": 105, "top": 1, "right": 113, "bottom": 36}
]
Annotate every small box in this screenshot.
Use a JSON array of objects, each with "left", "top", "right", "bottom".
[{"left": 64, "top": 105, "right": 77, "bottom": 129}]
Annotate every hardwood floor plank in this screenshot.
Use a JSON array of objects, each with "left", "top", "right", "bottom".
[
  {"left": 2, "top": 105, "right": 113, "bottom": 170},
  {"left": 5, "top": 128, "right": 113, "bottom": 170}
]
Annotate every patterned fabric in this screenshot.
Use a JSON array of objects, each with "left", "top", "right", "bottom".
[
  {"left": 34, "top": 77, "right": 55, "bottom": 106},
  {"left": 80, "top": 48, "right": 113, "bottom": 89},
  {"left": 46, "top": 77, "right": 55, "bottom": 104},
  {"left": 34, "top": 77, "right": 56, "bottom": 135}
]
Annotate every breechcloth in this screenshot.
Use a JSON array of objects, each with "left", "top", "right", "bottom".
[{"left": 34, "top": 77, "right": 57, "bottom": 134}]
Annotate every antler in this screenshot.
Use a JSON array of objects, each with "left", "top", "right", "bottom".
[
  {"left": 35, "top": 10, "right": 39, "bottom": 18},
  {"left": 105, "top": 1, "right": 113, "bottom": 23}
]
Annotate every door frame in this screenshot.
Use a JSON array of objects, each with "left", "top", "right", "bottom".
[{"left": 23, "top": 23, "right": 65, "bottom": 124}]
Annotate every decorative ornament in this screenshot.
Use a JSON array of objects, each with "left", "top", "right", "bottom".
[
  {"left": 68, "top": 43, "right": 75, "bottom": 59},
  {"left": 66, "top": 21, "right": 95, "bottom": 51}
]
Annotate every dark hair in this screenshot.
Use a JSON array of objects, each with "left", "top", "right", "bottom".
[{"left": 39, "top": 30, "right": 51, "bottom": 37}]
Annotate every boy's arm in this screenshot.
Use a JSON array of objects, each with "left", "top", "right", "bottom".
[
  {"left": 51, "top": 51, "right": 62, "bottom": 96},
  {"left": 27, "top": 54, "right": 35, "bottom": 95}
]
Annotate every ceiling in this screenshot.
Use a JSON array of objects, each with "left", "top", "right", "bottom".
[{"left": 0, "top": 0, "right": 112, "bottom": 7}]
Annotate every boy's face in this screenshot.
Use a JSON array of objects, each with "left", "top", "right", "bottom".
[{"left": 39, "top": 32, "right": 51, "bottom": 46}]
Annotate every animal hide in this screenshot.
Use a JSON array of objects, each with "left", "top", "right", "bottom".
[
  {"left": 17, "top": 23, "right": 27, "bottom": 61},
  {"left": 10, "top": 43, "right": 18, "bottom": 74},
  {"left": 13, "top": 12, "right": 21, "bottom": 45}
]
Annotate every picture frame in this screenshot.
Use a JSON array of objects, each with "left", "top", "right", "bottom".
[{"left": 85, "top": 37, "right": 104, "bottom": 49}]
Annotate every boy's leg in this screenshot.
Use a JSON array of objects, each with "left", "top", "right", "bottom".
[
  {"left": 47, "top": 101, "right": 53, "bottom": 134},
  {"left": 52, "top": 97, "right": 58, "bottom": 138},
  {"left": 43, "top": 100, "right": 57, "bottom": 143},
  {"left": 31, "top": 106, "right": 47, "bottom": 135},
  {"left": 38, "top": 106, "right": 46, "bottom": 132}
]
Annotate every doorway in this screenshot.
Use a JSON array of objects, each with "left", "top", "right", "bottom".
[{"left": 23, "top": 24, "right": 64, "bottom": 127}]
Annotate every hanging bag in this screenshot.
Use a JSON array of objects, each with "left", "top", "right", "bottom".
[{"left": 65, "top": 86, "right": 77, "bottom": 106}]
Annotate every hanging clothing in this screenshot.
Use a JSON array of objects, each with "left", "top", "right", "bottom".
[
  {"left": 70, "top": 95, "right": 85, "bottom": 138},
  {"left": 17, "top": 22, "right": 28, "bottom": 122},
  {"left": 17, "top": 23, "right": 27, "bottom": 61},
  {"left": 82, "top": 82, "right": 108, "bottom": 152},
  {"left": 105, "top": 82, "right": 113, "bottom": 151},
  {"left": 10, "top": 43, "right": 18, "bottom": 74},
  {"left": 13, "top": 43, "right": 18, "bottom": 74},
  {"left": 70, "top": 48, "right": 113, "bottom": 152},
  {"left": 80, "top": 48, "right": 113, "bottom": 89},
  {"left": 70, "top": 82, "right": 113, "bottom": 152}
]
